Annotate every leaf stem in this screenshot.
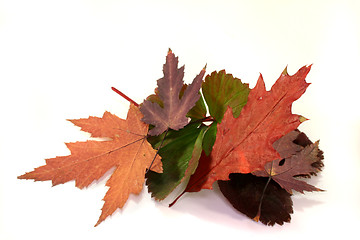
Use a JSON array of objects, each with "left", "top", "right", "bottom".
[
  {"left": 254, "top": 161, "right": 274, "bottom": 222},
  {"left": 111, "top": 87, "right": 139, "bottom": 107},
  {"left": 146, "top": 128, "right": 169, "bottom": 173},
  {"left": 191, "top": 116, "right": 215, "bottom": 125},
  {"left": 254, "top": 175, "right": 272, "bottom": 222},
  {"left": 169, "top": 190, "right": 185, "bottom": 207},
  {"left": 200, "top": 116, "right": 215, "bottom": 123}
]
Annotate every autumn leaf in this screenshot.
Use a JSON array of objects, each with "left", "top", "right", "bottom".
[
  {"left": 144, "top": 84, "right": 208, "bottom": 122},
  {"left": 219, "top": 130, "right": 323, "bottom": 225},
  {"left": 218, "top": 173, "right": 293, "bottom": 226},
  {"left": 253, "top": 130, "right": 324, "bottom": 193},
  {"left": 69, "top": 109, "right": 136, "bottom": 139},
  {"left": 18, "top": 104, "right": 162, "bottom": 226},
  {"left": 140, "top": 49, "right": 206, "bottom": 136},
  {"left": 182, "top": 66, "right": 311, "bottom": 193},
  {"left": 150, "top": 70, "right": 251, "bottom": 203}
]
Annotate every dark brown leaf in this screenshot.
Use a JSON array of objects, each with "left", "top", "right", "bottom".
[{"left": 218, "top": 173, "right": 293, "bottom": 226}]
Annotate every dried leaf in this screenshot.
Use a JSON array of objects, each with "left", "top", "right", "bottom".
[
  {"left": 145, "top": 84, "right": 208, "bottom": 121},
  {"left": 18, "top": 104, "right": 162, "bottom": 226},
  {"left": 218, "top": 173, "right": 293, "bottom": 226},
  {"left": 140, "top": 49, "right": 206, "bottom": 136},
  {"left": 183, "top": 66, "right": 311, "bottom": 193},
  {"left": 253, "top": 130, "right": 324, "bottom": 193}
]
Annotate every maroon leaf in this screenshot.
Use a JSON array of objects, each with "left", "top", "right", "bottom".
[
  {"left": 140, "top": 49, "right": 206, "bottom": 136},
  {"left": 253, "top": 130, "right": 324, "bottom": 193}
]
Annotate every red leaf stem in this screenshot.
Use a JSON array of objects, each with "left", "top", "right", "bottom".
[{"left": 111, "top": 87, "right": 139, "bottom": 107}]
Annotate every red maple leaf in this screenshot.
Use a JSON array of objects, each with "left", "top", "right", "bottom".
[{"left": 182, "top": 66, "right": 311, "bottom": 193}]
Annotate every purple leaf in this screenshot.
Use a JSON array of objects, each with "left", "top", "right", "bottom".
[{"left": 140, "top": 49, "right": 206, "bottom": 136}]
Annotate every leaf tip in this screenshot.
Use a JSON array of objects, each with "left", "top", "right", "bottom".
[
  {"left": 168, "top": 48, "right": 172, "bottom": 54},
  {"left": 299, "top": 115, "right": 309, "bottom": 123},
  {"left": 17, "top": 174, "right": 25, "bottom": 180},
  {"left": 253, "top": 215, "right": 260, "bottom": 222},
  {"left": 94, "top": 221, "right": 101, "bottom": 227},
  {"left": 282, "top": 65, "right": 289, "bottom": 76}
]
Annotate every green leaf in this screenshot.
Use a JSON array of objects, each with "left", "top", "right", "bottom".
[
  {"left": 202, "top": 123, "right": 217, "bottom": 156},
  {"left": 181, "top": 126, "right": 206, "bottom": 183},
  {"left": 186, "top": 92, "right": 207, "bottom": 120},
  {"left": 146, "top": 124, "right": 206, "bottom": 200},
  {"left": 202, "top": 70, "right": 250, "bottom": 122}
]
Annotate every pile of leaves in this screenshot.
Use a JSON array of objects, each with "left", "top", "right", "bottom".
[{"left": 18, "top": 49, "right": 324, "bottom": 227}]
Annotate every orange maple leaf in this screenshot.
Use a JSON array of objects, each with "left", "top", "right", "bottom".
[{"left": 18, "top": 104, "right": 162, "bottom": 226}]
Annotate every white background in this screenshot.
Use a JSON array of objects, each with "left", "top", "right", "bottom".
[{"left": 1, "top": 0, "right": 359, "bottom": 239}]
